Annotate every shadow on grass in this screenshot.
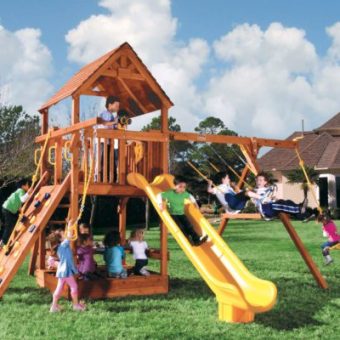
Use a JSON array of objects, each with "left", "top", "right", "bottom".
[
  {"left": 257, "top": 276, "right": 340, "bottom": 330},
  {"left": 3, "top": 286, "right": 51, "bottom": 304}
]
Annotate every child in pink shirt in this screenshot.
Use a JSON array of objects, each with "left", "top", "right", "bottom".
[{"left": 318, "top": 213, "right": 340, "bottom": 265}]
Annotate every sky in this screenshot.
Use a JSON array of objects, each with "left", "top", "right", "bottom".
[{"left": 1, "top": 0, "right": 340, "bottom": 139}]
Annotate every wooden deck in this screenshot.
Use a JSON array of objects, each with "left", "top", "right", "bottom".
[{"left": 35, "top": 269, "right": 169, "bottom": 299}]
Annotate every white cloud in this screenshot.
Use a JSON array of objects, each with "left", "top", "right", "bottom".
[
  {"left": 205, "top": 22, "right": 340, "bottom": 137},
  {"left": 65, "top": 0, "right": 209, "bottom": 131},
  {"left": 0, "top": 25, "right": 53, "bottom": 114},
  {"left": 65, "top": 1, "right": 340, "bottom": 139}
]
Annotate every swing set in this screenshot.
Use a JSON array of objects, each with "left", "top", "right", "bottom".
[{"left": 183, "top": 137, "right": 327, "bottom": 289}]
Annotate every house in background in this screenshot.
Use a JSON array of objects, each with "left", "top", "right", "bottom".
[{"left": 258, "top": 112, "right": 340, "bottom": 210}]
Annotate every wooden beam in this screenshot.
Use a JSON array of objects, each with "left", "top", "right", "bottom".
[
  {"left": 236, "top": 167, "right": 250, "bottom": 191},
  {"left": 41, "top": 109, "right": 48, "bottom": 135},
  {"left": 36, "top": 117, "right": 100, "bottom": 143},
  {"left": 54, "top": 140, "right": 63, "bottom": 184},
  {"left": 97, "top": 129, "right": 168, "bottom": 143},
  {"left": 79, "top": 183, "right": 145, "bottom": 196},
  {"left": 160, "top": 221, "right": 168, "bottom": 277},
  {"left": 125, "top": 49, "right": 173, "bottom": 108},
  {"left": 28, "top": 240, "right": 39, "bottom": 276},
  {"left": 217, "top": 218, "right": 229, "bottom": 235},
  {"left": 118, "top": 68, "right": 144, "bottom": 80},
  {"left": 117, "top": 76, "right": 148, "bottom": 113},
  {"left": 72, "top": 95, "right": 80, "bottom": 125},
  {"left": 82, "top": 89, "right": 110, "bottom": 97},
  {"left": 221, "top": 213, "right": 262, "bottom": 220},
  {"left": 278, "top": 213, "right": 328, "bottom": 289},
  {"left": 118, "top": 198, "right": 129, "bottom": 245},
  {"left": 160, "top": 106, "right": 169, "bottom": 172},
  {"left": 118, "top": 139, "right": 126, "bottom": 185}
]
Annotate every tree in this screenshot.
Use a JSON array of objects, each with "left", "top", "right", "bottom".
[
  {"left": 0, "top": 105, "right": 40, "bottom": 187},
  {"left": 286, "top": 167, "right": 319, "bottom": 201},
  {"left": 142, "top": 115, "right": 191, "bottom": 172}
]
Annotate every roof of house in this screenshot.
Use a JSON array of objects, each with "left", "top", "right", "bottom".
[
  {"left": 258, "top": 112, "right": 340, "bottom": 171},
  {"left": 39, "top": 42, "right": 173, "bottom": 117}
]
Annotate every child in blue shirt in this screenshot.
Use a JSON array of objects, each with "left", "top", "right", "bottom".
[
  {"left": 103, "top": 230, "right": 127, "bottom": 278},
  {"left": 50, "top": 228, "right": 85, "bottom": 312}
]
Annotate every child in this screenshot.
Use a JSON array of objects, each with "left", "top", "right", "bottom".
[
  {"left": 157, "top": 176, "right": 208, "bottom": 246},
  {"left": 318, "top": 213, "right": 340, "bottom": 265},
  {"left": 251, "top": 172, "right": 316, "bottom": 220},
  {"left": 1, "top": 178, "right": 32, "bottom": 246},
  {"left": 129, "top": 229, "right": 150, "bottom": 276},
  {"left": 77, "top": 233, "right": 97, "bottom": 280},
  {"left": 50, "top": 228, "right": 85, "bottom": 312},
  {"left": 103, "top": 230, "right": 127, "bottom": 278},
  {"left": 46, "top": 229, "right": 62, "bottom": 270},
  {"left": 78, "top": 223, "right": 91, "bottom": 235},
  {"left": 207, "top": 172, "right": 251, "bottom": 213}
]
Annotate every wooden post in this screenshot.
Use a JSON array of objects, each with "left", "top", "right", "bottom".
[
  {"left": 119, "top": 198, "right": 129, "bottom": 245},
  {"left": 38, "top": 233, "right": 46, "bottom": 270},
  {"left": 160, "top": 106, "right": 169, "bottom": 172},
  {"left": 41, "top": 109, "right": 49, "bottom": 177},
  {"left": 160, "top": 221, "right": 168, "bottom": 277},
  {"left": 160, "top": 106, "right": 169, "bottom": 278},
  {"left": 278, "top": 213, "right": 328, "bottom": 289},
  {"left": 118, "top": 139, "right": 126, "bottom": 184},
  {"left": 70, "top": 96, "right": 80, "bottom": 247},
  {"left": 71, "top": 95, "right": 80, "bottom": 125},
  {"left": 217, "top": 218, "right": 229, "bottom": 235},
  {"left": 54, "top": 139, "right": 63, "bottom": 184},
  {"left": 28, "top": 240, "right": 39, "bottom": 276},
  {"left": 236, "top": 167, "right": 250, "bottom": 191}
]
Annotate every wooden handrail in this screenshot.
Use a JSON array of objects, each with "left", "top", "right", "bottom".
[{"left": 35, "top": 117, "right": 100, "bottom": 143}]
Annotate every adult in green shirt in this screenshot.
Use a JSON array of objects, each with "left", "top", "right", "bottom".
[
  {"left": 1, "top": 178, "right": 31, "bottom": 246},
  {"left": 157, "top": 176, "right": 208, "bottom": 246}
]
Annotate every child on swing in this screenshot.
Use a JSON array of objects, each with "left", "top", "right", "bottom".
[
  {"left": 207, "top": 171, "right": 252, "bottom": 213},
  {"left": 251, "top": 172, "right": 317, "bottom": 220},
  {"left": 318, "top": 212, "right": 340, "bottom": 265},
  {"left": 157, "top": 176, "right": 208, "bottom": 246}
]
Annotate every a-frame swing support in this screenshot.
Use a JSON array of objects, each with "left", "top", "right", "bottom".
[{"left": 205, "top": 136, "right": 328, "bottom": 290}]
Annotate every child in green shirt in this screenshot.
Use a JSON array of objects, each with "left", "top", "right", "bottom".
[
  {"left": 157, "top": 176, "right": 208, "bottom": 247},
  {"left": 1, "top": 178, "right": 31, "bottom": 246}
]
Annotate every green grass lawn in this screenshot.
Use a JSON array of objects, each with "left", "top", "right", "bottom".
[{"left": 1, "top": 220, "right": 340, "bottom": 339}]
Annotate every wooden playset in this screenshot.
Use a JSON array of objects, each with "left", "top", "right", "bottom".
[{"left": 0, "top": 42, "right": 328, "bottom": 323}]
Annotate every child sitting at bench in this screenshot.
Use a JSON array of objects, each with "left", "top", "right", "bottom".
[
  {"left": 318, "top": 212, "right": 340, "bottom": 265},
  {"left": 157, "top": 176, "right": 208, "bottom": 246},
  {"left": 77, "top": 233, "right": 98, "bottom": 280},
  {"left": 103, "top": 230, "right": 127, "bottom": 278}
]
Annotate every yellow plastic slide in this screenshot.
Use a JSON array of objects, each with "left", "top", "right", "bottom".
[{"left": 127, "top": 173, "right": 277, "bottom": 323}]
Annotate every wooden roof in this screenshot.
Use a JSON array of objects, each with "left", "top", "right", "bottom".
[{"left": 39, "top": 42, "right": 173, "bottom": 116}]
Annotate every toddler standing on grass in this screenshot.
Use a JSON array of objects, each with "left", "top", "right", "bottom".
[
  {"left": 318, "top": 213, "right": 340, "bottom": 265},
  {"left": 50, "top": 228, "right": 85, "bottom": 312},
  {"left": 129, "top": 229, "right": 150, "bottom": 276},
  {"left": 103, "top": 230, "right": 127, "bottom": 278}
]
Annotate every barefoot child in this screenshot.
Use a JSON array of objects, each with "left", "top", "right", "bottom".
[
  {"left": 157, "top": 176, "right": 208, "bottom": 246},
  {"left": 103, "top": 230, "right": 127, "bottom": 278},
  {"left": 318, "top": 213, "right": 340, "bottom": 265},
  {"left": 50, "top": 228, "right": 85, "bottom": 312},
  {"left": 129, "top": 228, "right": 150, "bottom": 276}
]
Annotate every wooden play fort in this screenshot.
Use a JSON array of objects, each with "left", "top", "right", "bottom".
[{"left": 0, "top": 42, "right": 328, "bottom": 323}]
